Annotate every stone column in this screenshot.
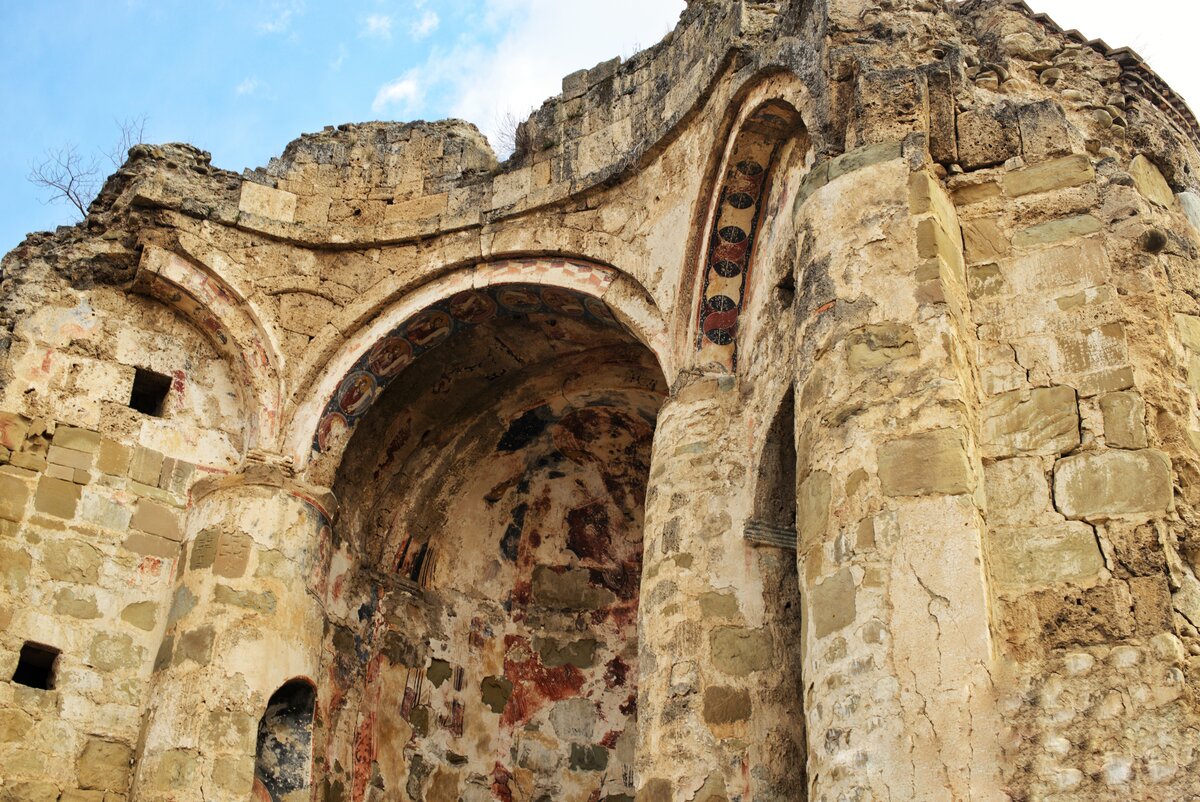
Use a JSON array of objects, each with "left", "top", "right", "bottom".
[
  {"left": 792, "top": 147, "right": 1004, "bottom": 800},
  {"left": 636, "top": 376, "right": 755, "bottom": 802},
  {"left": 130, "top": 463, "right": 334, "bottom": 802}
]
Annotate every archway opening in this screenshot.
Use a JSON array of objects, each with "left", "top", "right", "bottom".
[
  {"left": 253, "top": 679, "right": 316, "bottom": 801},
  {"left": 746, "top": 387, "right": 807, "bottom": 798},
  {"left": 318, "top": 284, "right": 666, "bottom": 802}
]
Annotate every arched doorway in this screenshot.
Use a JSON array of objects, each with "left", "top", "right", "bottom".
[{"left": 314, "top": 282, "right": 667, "bottom": 801}]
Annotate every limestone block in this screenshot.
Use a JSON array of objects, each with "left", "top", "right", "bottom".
[
  {"left": 984, "top": 458, "right": 1052, "bottom": 525},
  {"left": 797, "top": 470, "right": 831, "bottom": 552},
  {"left": 0, "top": 708, "right": 33, "bottom": 742},
  {"left": 44, "top": 539, "right": 101, "bottom": 583},
  {"left": 957, "top": 105, "right": 1021, "bottom": 170},
  {"left": 1129, "top": 155, "right": 1175, "bottom": 207},
  {"left": 55, "top": 588, "right": 101, "bottom": 619},
  {"left": 878, "top": 429, "right": 973, "bottom": 497},
  {"left": 0, "top": 544, "right": 31, "bottom": 593},
  {"left": 1013, "top": 215, "right": 1102, "bottom": 249},
  {"left": 0, "top": 471, "right": 29, "bottom": 522},
  {"left": 962, "top": 217, "right": 1011, "bottom": 264},
  {"left": 1179, "top": 191, "right": 1200, "bottom": 234},
  {"left": 1017, "top": 100, "right": 1072, "bottom": 161},
  {"left": 238, "top": 181, "right": 297, "bottom": 223},
  {"left": 1100, "top": 392, "right": 1149, "bottom": 449},
  {"left": 983, "top": 386, "right": 1079, "bottom": 457},
  {"left": 35, "top": 476, "right": 81, "bottom": 518},
  {"left": 128, "top": 447, "right": 164, "bottom": 486},
  {"left": 78, "top": 737, "right": 133, "bottom": 791},
  {"left": 120, "top": 602, "right": 159, "bottom": 631},
  {"left": 1002, "top": 154, "right": 1094, "bottom": 197},
  {"left": 130, "top": 500, "right": 182, "bottom": 542},
  {"left": 0, "top": 412, "right": 29, "bottom": 451},
  {"left": 709, "top": 627, "right": 771, "bottom": 676},
  {"left": 703, "top": 686, "right": 752, "bottom": 724},
  {"left": 810, "top": 567, "right": 856, "bottom": 638},
  {"left": 89, "top": 634, "right": 143, "bottom": 672},
  {"left": 53, "top": 426, "right": 101, "bottom": 454},
  {"left": 990, "top": 522, "right": 1104, "bottom": 589},
  {"left": 846, "top": 323, "right": 919, "bottom": 369},
  {"left": 1054, "top": 449, "right": 1172, "bottom": 520}
]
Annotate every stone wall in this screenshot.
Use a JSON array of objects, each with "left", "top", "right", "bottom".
[{"left": 1, "top": 0, "right": 1200, "bottom": 800}]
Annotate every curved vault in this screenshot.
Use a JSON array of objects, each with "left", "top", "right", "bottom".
[{"left": 320, "top": 283, "right": 667, "bottom": 802}]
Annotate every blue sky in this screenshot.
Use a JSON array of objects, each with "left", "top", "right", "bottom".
[{"left": 1, "top": 1, "right": 1196, "bottom": 255}]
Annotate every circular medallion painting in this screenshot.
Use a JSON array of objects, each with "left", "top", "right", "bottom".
[
  {"left": 447, "top": 290, "right": 498, "bottom": 324},
  {"left": 366, "top": 336, "right": 414, "bottom": 378},
  {"left": 406, "top": 310, "right": 453, "bottom": 348},
  {"left": 498, "top": 287, "right": 544, "bottom": 313},
  {"left": 337, "top": 372, "right": 377, "bottom": 417},
  {"left": 541, "top": 287, "right": 587, "bottom": 316},
  {"left": 317, "top": 411, "right": 350, "bottom": 452}
]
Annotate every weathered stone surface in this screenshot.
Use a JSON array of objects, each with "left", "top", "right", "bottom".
[
  {"left": 990, "top": 523, "right": 1104, "bottom": 589},
  {"left": 709, "top": 627, "right": 771, "bottom": 677},
  {"left": 1100, "top": 392, "right": 1149, "bottom": 449},
  {"left": 44, "top": 539, "right": 102, "bottom": 584},
  {"left": 878, "top": 429, "right": 973, "bottom": 497},
  {"left": 1013, "top": 214, "right": 1102, "bottom": 248},
  {"left": 845, "top": 323, "right": 918, "bottom": 369},
  {"left": 797, "top": 470, "right": 831, "bottom": 550},
  {"left": 1129, "top": 154, "right": 1175, "bottom": 207},
  {"left": 130, "top": 500, "right": 182, "bottom": 541},
  {"left": 0, "top": 471, "right": 29, "bottom": 522},
  {"left": 811, "top": 567, "right": 857, "bottom": 638},
  {"left": 1054, "top": 450, "right": 1173, "bottom": 520},
  {"left": 702, "top": 686, "right": 752, "bottom": 724},
  {"left": 983, "top": 386, "right": 1079, "bottom": 457},
  {"left": 120, "top": 601, "right": 159, "bottom": 631},
  {"left": 34, "top": 476, "right": 81, "bottom": 518},
  {"left": 958, "top": 105, "right": 1021, "bottom": 169},
  {"left": 78, "top": 738, "right": 133, "bottom": 791},
  {"left": 1003, "top": 154, "right": 1094, "bottom": 197},
  {"left": 985, "top": 458, "right": 1052, "bottom": 525}
]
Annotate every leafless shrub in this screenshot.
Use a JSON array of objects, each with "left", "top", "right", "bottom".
[
  {"left": 495, "top": 109, "right": 534, "bottom": 161},
  {"left": 27, "top": 116, "right": 148, "bottom": 220}
]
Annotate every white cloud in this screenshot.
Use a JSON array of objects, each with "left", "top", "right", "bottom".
[
  {"left": 258, "top": 0, "right": 305, "bottom": 34},
  {"left": 236, "top": 77, "right": 262, "bottom": 96},
  {"left": 411, "top": 9, "right": 440, "bottom": 39},
  {"left": 414, "top": 0, "right": 685, "bottom": 155},
  {"left": 330, "top": 44, "right": 349, "bottom": 72},
  {"left": 373, "top": 71, "right": 424, "bottom": 114},
  {"left": 362, "top": 13, "right": 394, "bottom": 40}
]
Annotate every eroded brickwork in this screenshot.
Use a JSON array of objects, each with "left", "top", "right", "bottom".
[{"left": 2, "top": 1, "right": 1200, "bottom": 800}]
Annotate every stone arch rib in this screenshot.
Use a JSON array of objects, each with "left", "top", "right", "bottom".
[
  {"left": 693, "top": 99, "right": 804, "bottom": 370},
  {"left": 131, "top": 245, "right": 283, "bottom": 455},
  {"left": 288, "top": 257, "right": 670, "bottom": 472}
]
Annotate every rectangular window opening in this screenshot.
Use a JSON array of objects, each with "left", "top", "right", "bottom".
[
  {"left": 129, "top": 367, "right": 172, "bottom": 417},
  {"left": 12, "top": 642, "right": 60, "bottom": 690}
]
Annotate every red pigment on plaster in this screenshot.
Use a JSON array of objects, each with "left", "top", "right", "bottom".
[
  {"left": 171, "top": 370, "right": 186, "bottom": 394},
  {"left": 500, "top": 635, "right": 585, "bottom": 727},
  {"left": 599, "top": 729, "right": 622, "bottom": 749},
  {"left": 350, "top": 712, "right": 377, "bottom": 802},
  {"left": 619, "top": 693, "right": 637, "bottom": 717},
  {"left": 491, "top": 763, "right": 513, "bottom": 802},
  {"left": 605, "top": 656, "right": 629, "bottom": 689}
]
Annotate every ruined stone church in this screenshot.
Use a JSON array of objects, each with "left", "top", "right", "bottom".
[{"left": 3, "top": 0, "right": 1200, "bottom": 799}]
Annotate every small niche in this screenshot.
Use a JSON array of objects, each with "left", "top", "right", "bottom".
[
  {"left": 129, "top": 368, "right": 172, "bottom": 417},
  {"left": 11, "top": 642, "right": 60, "bottom": 690}
]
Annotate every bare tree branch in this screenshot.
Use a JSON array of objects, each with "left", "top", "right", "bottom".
[
  {"left": 106, "top": 114, "right": 148, "bottom": 168},
  {"left": 26, "top": 116, "right": 149, "bottom": 222},
  {"left": 27, "top": 145, "right": 100, "bottom": 219}
]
